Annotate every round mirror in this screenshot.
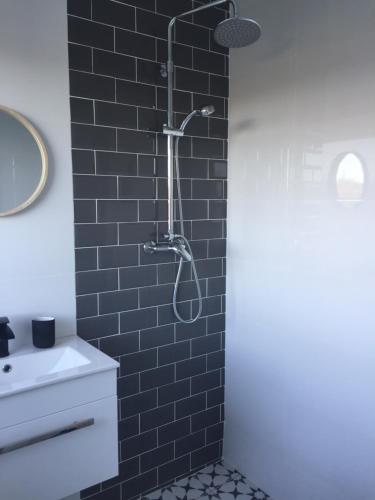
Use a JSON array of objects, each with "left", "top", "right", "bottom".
[{"left": 0, "top": 106, "right": 48, "bottom": 216}]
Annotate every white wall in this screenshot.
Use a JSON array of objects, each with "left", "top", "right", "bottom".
[
  {"left": 0, "top": 0, "right": 76, "bottom": 350},
  {"left": 225, "top": 1, "right": 375, "bottom": 499}
]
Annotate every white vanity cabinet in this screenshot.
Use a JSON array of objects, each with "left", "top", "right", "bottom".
[{"left": 0, "top": 336, "right": 119, "bottom": 500}]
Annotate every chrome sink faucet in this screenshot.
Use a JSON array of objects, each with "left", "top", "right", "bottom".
[{"left": 0, "top": 317, "right": 15, "bottom": 358}]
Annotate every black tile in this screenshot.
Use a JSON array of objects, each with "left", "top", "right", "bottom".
[
  {"left": 177, "top": 158, "right": 208, "bottom": 179},
  {"left": 192, "top": 220, "right": 222, "bottom": 240},
  {"left": 193, "top": 137, "right": 223, "bottom": 159},
  {"left": 118, "top": 129, "right": 155, "bottom": 154},
  {"left": 207, "top": 276, "right": 225, "bottom": 295},
  {"left": 207, "top": 313, "right": 225, "bottom": 334},
  {"left": 74, "top": 199, "right": 96, "bottom": 223},
  {"left": 74, "top": 174, "right": 117, "bottom": 199},
  {"left": 189, "top": 240, "right": 208, "bottom": 259},
  {"left": 81, "top": 483, "right": 102, "bottom": 499},
  {"left": 95, "top": 101, "right": 137, "bottom": 129},
  {"left": 119, "top": 177, "right": 155, "bottom": 199},
  {"left": 138, "top": 155, "right": 167, "bottom": 177},
  {"left": 176, "top": 355, "right": 206, "bottom": 380},
  {"left": 208, "top": 239, "right": 226, "bottom": 258},
  {"left": 70, "top": 70, "right": 115, "bottom": 101},
  {"left": 156, "top": 0, "right": 192, "bottom": 17},
  {"left": 117, "top": 80, "right": 155, "bottom": 108},
  {"left": 177, "top": 113, "right": 208, "bottom": 137},
  {"left": 175, "top": 20, "right": 209, "bottom": 49},
  {"left": 157, "top": 302, "right": 191, "bottom": 326},
  {"left": 158, "top": 417, "right": 190, "bottom": 445},
  {"left": 207, "top": 350, "right": 225, "bottom": 370},
  {"left": 140, "top": 284, "right": 174, "bottom": 308},
  {"left": 137, "top": 59, "right": 167, "bottom": 87},
  {"left": 69, "top": 43, "right": 92, "bottom": 72},
  {"left": 209, "top": 118, "right": 228, "bottom": 139},
  {"left": 120, "top": 0, "right": 155, "bottom": 10},
  {"left": 86, "top": 485, "right": 120, "bottom": 500},
  {"left": 140, "top": 364, "right": 175, "bottom": 391},
  {"left": 192, "top": 333, "right": 221, "bottom": 356},
  {"left": 93, "top": 49, "right": 136, "bottom": 80},
  {"left": 175, "top": 430, "right": 205, "bottom": 457},
  {"left": 176, "top": 68, "right": 209, "bottom": 94},
  {"left": 158, "top": 379, "right": 190, "bottom": 405},
  {"left": 68, "top": 17, "right": 114, "bottom": 50},
  {"left": 141, "top": 443, "right": 174, "bottom": 472},
  {"left": 206, "top": 422, "right": 224, "bottom": 444},
  {"left": 76, "top": 248, "right": 97, "bottom": 271},
  {"left": 122, "top": 429, "right": 157, "bottom": 459},
  {"left": 140, "top": 404, "right": 174, "bottom": 432},
  {"left": 77, "top": 294, "right": 98, "bottom": 319},
  {"left": 137, "top": 9, "right": 169, "bottom": 39},
  {"left": 176, "top": 393, "right": 206, "bottom": 419},
  {"left": 71, "top": 123, "right": 116, "bottom": 150},
  {"left": 119, "top": 222, "right": 156, "bottom": 245},
  {"left": 77, "top": 313, "right": 119, "bottom": 341},
  {"left": 139, "top": 200, "right": 168, "bottom": 222},
  {"left": 77, "top": 269, "right": 118, "bottom": 294},
  {"left": 158, "top": 455, "right": 190, "bottom": 485},
  {"left": 195, "top": 258, "right": 222, "bottom": 279},
  {"left": 192, "top": 180, "right": 223, "bottom": 199},
  {"left": 191, "top": 369, "right": 221, "bottom": 394},
  {"left": 99, "top": 289, "right": 138, "bottom": 314},
  {"left": 96, "top": 151, "right": 137, "bottom": 176},
  {"left": 210, "top": 74, "right": 229, "bottom": 97},
  {"left": 97, "top": 200, "right": 138, "bottom": 223},
  {"left": 138, "top": 108, "right": 167, "bottom": 133},
  {"left": 192, "top": 296, "right": 222, "bottom": 318},
  {"left": 191, "top": 441, "right": 221, "bottom": 468},
  {"left": 140, "top": 324, "right": 174, "bottom": 350},
  {"left": 117, "top": 373, "right": 140, "bottom": 398},
  {"left": 193, "top": 48, "right": 225, "bottom": 75},
  {"left": 99, "top": 245, "right": 139, "bottom": 269},
  {"left": 207, "top": 386, "right": 224, "bottom": 408},
  {"left": 158, "top": 341, "right": 190, "bottom": 366},
  {"left": 75, "top": 223, "right": 118, "bottom": 247},
  {"left": 120, "top": 265, "right": 157, "bottom": 289},
  {"left": 121, "top": 469, "right": 157, "bottom": 500},
  {"left": 209, "top": 200, "right": 227, "bottom": 219},
  {"left": 120, "top": 307, "right": 158, "bottom": 333},
  {"left": 176, "top": 318, "right": 206, "bottom": 341},
  {"left": 121, "top": 348, "right": 157, "bottom": 376},
  {"left": 118, "top": 415, "right": 139, "bottom": 441},
  {"left": 121, "top": 389, "right": 157, "bottom": 418},
  {"left": 175, "top": 280, "right": 207, "bottom": 302},
  {"left": 72, "top": 149, "right": 95, "bottom": 174},
  {"left": 191, "top": 406, "right": 221, "bottom": 432},
  {"left": 71, "top": 97, "right": 94, "bottom": 124},
  {"left": 193, "top": 4, "right": 226, "bottom": 29},
  {"left": 67, "top": 0, "right": 91, "bottom": 18},
  {"left": 92, "top": 0, "right": 135, "bottom": 30},
  {"left": 116, "top": 29, "right": 156, "bottom": 60},
  {"left": 209, "top": 160, "right": 227, "bottom": 178}
]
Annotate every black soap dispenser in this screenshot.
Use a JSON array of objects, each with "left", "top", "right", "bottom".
[{"left": 0, "top": 317, "right": 15, "bottom": 358}]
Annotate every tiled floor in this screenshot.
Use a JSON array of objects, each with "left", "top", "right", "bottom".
[{"left": 144, "top": 461, "right": 272, "bottom": 500}]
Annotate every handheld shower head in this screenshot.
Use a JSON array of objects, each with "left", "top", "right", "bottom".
[{"left": 199, "top": 105, "right": 215, "bottom": 117}]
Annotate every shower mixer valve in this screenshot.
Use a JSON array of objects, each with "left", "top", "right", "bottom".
[{"left": 143, "top": 238, "right": 192, "bottom": 262}]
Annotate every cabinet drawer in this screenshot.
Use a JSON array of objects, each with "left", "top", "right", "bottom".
[{"left": 0, "top": 396, "right": 118, "bottom": 500}]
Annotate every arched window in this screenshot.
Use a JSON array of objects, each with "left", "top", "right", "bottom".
[{"left": 335, "top": 153, "right": 365, "bottom": 202}]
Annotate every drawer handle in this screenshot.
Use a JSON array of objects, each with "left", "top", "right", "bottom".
[{"left": 0, "top": 418, "right": 95, "bottom": 456}]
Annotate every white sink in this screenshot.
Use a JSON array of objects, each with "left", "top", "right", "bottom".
[{"left": 0, "top": 335, "right": 118, "bottom": 398}]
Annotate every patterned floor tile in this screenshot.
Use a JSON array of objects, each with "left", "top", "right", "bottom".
[{"left": 143, "top": 461, "right": 272, "bottom": 500}]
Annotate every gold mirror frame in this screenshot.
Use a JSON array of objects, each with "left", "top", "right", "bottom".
[{"left": 0, "top": 105, "right": 48, "bottom": 217}]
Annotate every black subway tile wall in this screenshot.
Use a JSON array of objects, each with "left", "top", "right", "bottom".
[{"left": 68, "top": 1, "right": 227, "bottom": 499}]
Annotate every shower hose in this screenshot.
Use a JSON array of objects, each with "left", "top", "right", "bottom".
[{"left": 172, "top": 137, "right": 202, "bottom": 324}]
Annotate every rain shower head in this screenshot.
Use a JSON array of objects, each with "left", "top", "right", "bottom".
[{"left": 214, "top": 16, "right": 261, "bottom": 48}]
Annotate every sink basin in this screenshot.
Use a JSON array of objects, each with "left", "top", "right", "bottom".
[{"left": 0, "top": 335, "right": 118, "bottom": 398}]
